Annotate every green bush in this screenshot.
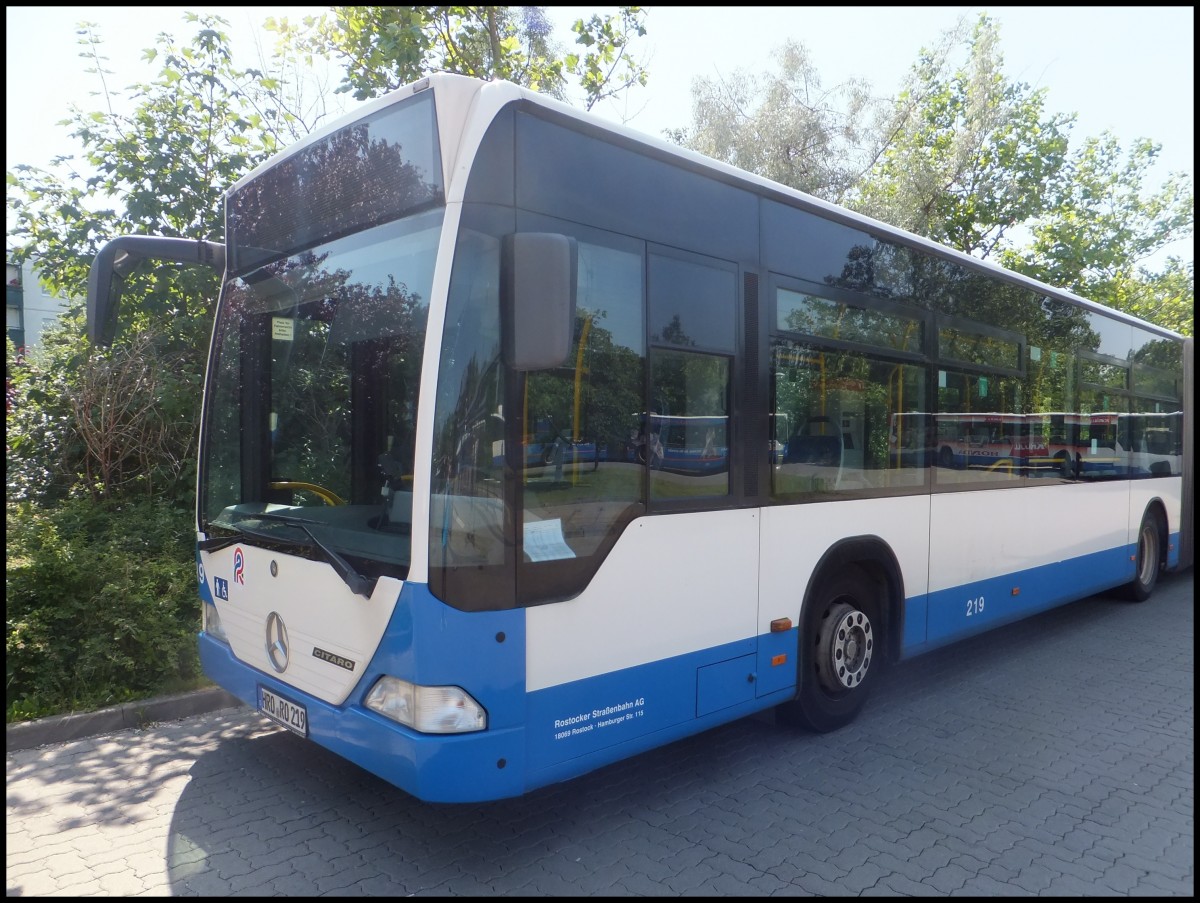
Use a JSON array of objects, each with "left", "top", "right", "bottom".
[{"left": 6, "top": 496, "right": 202, "bottom": 721}]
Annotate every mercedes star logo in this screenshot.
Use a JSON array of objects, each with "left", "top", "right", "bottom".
[{"left": 265, "top": 611, "right": 289, "bottom": 673}]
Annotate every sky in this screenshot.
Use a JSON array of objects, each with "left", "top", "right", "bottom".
[{"left": 6, "top": 5, "right": 1195, "bottom": 263}]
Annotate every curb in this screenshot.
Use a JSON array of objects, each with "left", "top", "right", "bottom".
[{"left": 6, "top": 687, "right": 244, "bottom": 753}]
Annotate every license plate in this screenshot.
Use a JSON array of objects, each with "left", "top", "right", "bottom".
[{"left": 259, "top": 686, "right": 308, "bottom": 737}]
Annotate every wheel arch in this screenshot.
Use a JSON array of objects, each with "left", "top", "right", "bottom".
[
  {"left": 800, "top": 535, "right": 906, "bottom": 665},
  {"left": 1140, "top": 497, "right": 1170, "bottom": 570}
]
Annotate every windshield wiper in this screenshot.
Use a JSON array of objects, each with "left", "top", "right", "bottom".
[
  {"left": 197, "top": 531, "right": 245, "bottom": 554},
  {"left": 199, "top": 513, "right": 375, "bottom": 598},
  {"left": 198, "top": 510, "right": 319, "bottom": 552}
]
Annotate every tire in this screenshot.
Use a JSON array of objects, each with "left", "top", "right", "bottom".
[
  {"left": 778, "top": 567, "right": 882, "bottom": 732},
  {"left": 1055, "top": 451, "right": 1073, "bottom": 479},
  {"left": 939, "top": 446, "right": 955, "bottom": 469},
  {"left": 1124, "top": 510, "right": 1163, "bottom": 602}
]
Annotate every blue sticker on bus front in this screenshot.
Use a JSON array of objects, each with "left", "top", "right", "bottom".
[{"left": 214, "top": 577, "right": 229, "bottom": 600}]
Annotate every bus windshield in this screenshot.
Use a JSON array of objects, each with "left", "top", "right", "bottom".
[
  {"left": 199, "top": 87, "right": 446, "bottom": 581},
  {"left": 200, "top": 209, "right": 442, "bottom": 578}
]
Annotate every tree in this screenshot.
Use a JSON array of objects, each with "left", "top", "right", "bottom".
[
  {"left": 665, "top": 13, "right": 1192, "bottom": 337},
  {"left": 1124, "top": 258, "right": 1194, "bottom": 337},
  {"left": 1000, "top": 134, "right": 1194, "bottom": 334},
  {"left": 266, "top": 6, "right": 648, "bottom": 110},
  {"left": 667, "top": 39, "right": 878, "bottom": 204},
  {"left": 859, "top": 15, "right": 1192, "bottom": 333},
  {"left": 852, "top": 15, "right": 1074, "bottom": 258},
  {"left": 6, "top": 15, "right": 291, "bottom": 503},
  {"left": 8, "top": 15, "right": 286, "bottom": 335}
]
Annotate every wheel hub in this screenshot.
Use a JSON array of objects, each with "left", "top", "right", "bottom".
[{"left": 819, "top": 605, "right": 873, "bottom": 692}]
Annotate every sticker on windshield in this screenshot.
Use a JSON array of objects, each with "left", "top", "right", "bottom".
[{"left": 272, "top": 317, "right": 295, "bottom": 341}]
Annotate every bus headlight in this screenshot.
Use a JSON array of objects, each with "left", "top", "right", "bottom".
[
  {"left": 365, "top": 677, "right": 487, "bottom": 733},
  {"left": 203, "top": 601, "right": 229, "bottom": 643}
]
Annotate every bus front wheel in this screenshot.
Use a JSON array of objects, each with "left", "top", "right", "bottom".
[
  {"left": 1124, "top": 510, "right": 1164, "bottom": 602},
  {"left": 779, "top": 567, "right": 881, "bottom": 733}
]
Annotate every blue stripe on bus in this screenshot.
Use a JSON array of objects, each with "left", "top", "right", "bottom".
[
  {"left": 201, "top": 634, "right": 529, "bottom": 801},
  {"left": 200, "top": 538, "right": 1165, "bottom": 801},
  {"left": 200, "top": 581, "right": 530, "bottom": 803},
  {"left": 919, "top": 542, "right": 1138, "bottom": 651},
  {"left": 523, "top": 650, "right": 796, "bottom": 793}
]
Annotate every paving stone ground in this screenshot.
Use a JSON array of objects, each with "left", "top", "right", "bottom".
[{"left": 6, "top": 572, "right": 1193, "bottom": 896}]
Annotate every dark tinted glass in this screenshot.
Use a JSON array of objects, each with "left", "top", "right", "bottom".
[
  {"left": 649, "top": 252, "right": 736, "bottom": 352},
  {"left": 229, "top": 92, "right": 443, "bottom": 273},
  {"left": 938, "top": 326, "right": 1020, "bottom": 370},
  {"left": 771, "top": 339, "right": 926, "bottom": 498},
  {"left": 778, "top": 288, "right": 922, "bottom": 353},
  {"left": 516, "top": 111, "right": 756, "bottom": 261},
  {"left": 648, "top": 350, "right": 731, "bottom": 500}
]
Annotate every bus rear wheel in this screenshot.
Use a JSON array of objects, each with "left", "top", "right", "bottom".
[
  {"left": 1055, "top": 450, "right": 1073, "bottom": 479},
  {"left": 779, "top": 568, "right": 881, "bottom": 733},
  {"left": 1124, "top": 510, "right": 1164, "bottom": 602}
]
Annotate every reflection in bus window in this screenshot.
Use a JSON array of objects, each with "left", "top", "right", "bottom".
[
  {"left": 648, "top": 351, "right": 730, "bottom": 500},
  {"left": 771, "top": 338, "right": 925, "bottom": 498},
  {"left": 1125, "top": 407, "right": 1183, "bottom": 478},
  {"left": 934, "top": 370, "right": 1022, "bottom": 487},
  {"left": 521, "top": 237, "right": 645, "bottom": 568}
]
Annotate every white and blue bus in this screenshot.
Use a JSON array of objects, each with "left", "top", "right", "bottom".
[{"left": 87, "top": 73, "right": 1194, "bottom": 803}]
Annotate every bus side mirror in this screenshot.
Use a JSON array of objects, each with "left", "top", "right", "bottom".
[
  {"left": 502, "top": 233, "right": 577, "bottom": 371},
  {"left": 87, "top": 236, "right": 226, "bottom": 346}
]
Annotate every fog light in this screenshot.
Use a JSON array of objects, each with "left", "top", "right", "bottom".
[
  {"left": 203, "top": 601, "right": 228, "bottom": 643},
  {"left": 365, "top": 676, "right": 487, "bottom": 733}
]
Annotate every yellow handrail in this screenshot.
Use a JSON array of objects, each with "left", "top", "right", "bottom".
[{"left": 269, "top": 481, "right": 346, "bottom": 506}]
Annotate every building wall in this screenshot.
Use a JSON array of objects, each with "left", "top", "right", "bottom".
[{"left": 6, "top": 259, "right": 70, "bottom": 353}]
